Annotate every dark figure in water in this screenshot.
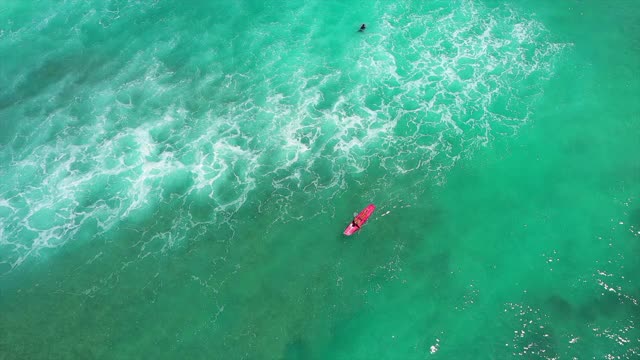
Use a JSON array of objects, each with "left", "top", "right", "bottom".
[{"left": 359, "top": 23, "right": 366, "bottom": 32}]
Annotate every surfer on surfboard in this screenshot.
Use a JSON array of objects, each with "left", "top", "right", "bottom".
[
  {"left": 344, "top": 204, "right": 375, "bottom": 235},
  {"left": 359, "top": 23, "right": 366, "bottom": 32}
]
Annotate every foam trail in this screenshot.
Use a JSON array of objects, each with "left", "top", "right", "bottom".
[{"left": 0, "top": 0, "right": 567, "bottom": 271}]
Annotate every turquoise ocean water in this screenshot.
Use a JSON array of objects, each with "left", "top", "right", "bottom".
[{"left": 1, "top": 0, "right": 639, "bottom": 358}]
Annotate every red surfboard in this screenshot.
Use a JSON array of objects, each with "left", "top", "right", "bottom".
[{"left": 344, "top": 204, "right": 376, "bottom": 236}]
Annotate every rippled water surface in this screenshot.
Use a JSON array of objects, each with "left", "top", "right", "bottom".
[{"left": 1, "top": 0, "right": 638, "bottom": 358}]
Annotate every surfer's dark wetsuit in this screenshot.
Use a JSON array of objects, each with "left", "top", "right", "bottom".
[
  {"left": 352, "top": 220, "right": 360, "bottom": 228},
  {"left": 359, "top": 24, "right": 366, "bottom": 32}
]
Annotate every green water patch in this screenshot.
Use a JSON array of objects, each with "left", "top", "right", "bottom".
[{"left": 1, "top": 0, "right": 638, "bottom": 359}]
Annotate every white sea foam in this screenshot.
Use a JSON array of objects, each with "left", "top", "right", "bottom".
[{"left": 0, "top": 0, "right": 568, "bottom": 271}]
